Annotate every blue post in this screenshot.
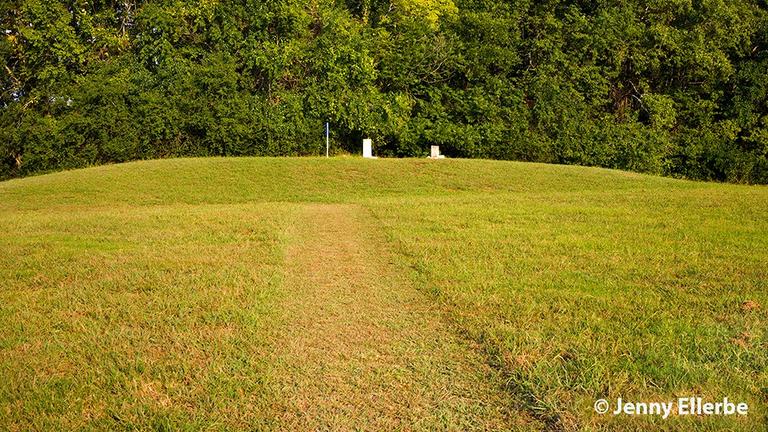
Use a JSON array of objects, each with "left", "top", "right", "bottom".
[{"left": 325, "top": 122, "right": 329, "bottom": 158}]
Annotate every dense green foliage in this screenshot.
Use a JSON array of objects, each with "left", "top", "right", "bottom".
[{"left": 1, "top": 0, "right": 767, "bottom": 182}]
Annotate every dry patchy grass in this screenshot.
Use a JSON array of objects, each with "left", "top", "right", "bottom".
[{"left": 1, "top": 157, "right": 767, "bottom": 430}]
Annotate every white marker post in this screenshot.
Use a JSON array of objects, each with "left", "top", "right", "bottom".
[
  {"left": 429, "top": 145, "right": 446, "bottom": 159},
  {"left": 363, "top": 138, "right": 374, "bottom": 158},
  {"left": 431, "top": 145, "right": 440, "bottom": 158}
]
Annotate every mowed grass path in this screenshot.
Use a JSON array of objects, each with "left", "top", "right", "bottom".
[
  {"left": 270, "top": 204, "right": 520, "bottom": 429},
  {"left": 1, "top": 157, "right": 767, "bottom": 430}
]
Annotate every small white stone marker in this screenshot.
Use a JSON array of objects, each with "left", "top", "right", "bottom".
[
  {"left": 363, "top": 138, "right": 375, "bottom": 159},
  {"left": 429, "top": 145, "right": 446, "bottom": 159}
]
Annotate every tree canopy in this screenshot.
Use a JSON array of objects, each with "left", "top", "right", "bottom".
[{"left": 2, "top": 0, "right": 767, "bottom": 182}]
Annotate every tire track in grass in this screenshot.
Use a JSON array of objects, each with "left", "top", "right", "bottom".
[{"left": 270, "top": 203, "right": 535, "bottom": 430}]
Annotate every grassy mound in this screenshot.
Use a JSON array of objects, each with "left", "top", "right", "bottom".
[{"left": 1, "top": 157, "right": 766, "bottom": 430}]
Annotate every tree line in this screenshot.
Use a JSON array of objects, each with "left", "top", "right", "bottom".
[{"left": 1, "top": 0, "right": 767, "bottom": 182}]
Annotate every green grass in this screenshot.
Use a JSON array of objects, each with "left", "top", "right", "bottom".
[
  {"left": 1, "top": 203, "right": 291, "bottom": 429},
  {"left": 1, "top": 157, "right": 767, "bottom": 431}
]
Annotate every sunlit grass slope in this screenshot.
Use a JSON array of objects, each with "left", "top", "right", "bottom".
[{"left": 1, "top": 157, "right": 767, "bottom": 430}]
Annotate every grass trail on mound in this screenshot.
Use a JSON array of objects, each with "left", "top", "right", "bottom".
[
  {"left": 268, "top": 203, "right": 528, "bottom": 430},
  {"left": 1, "top": 157, "right": 767, "bottom": 430}
]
